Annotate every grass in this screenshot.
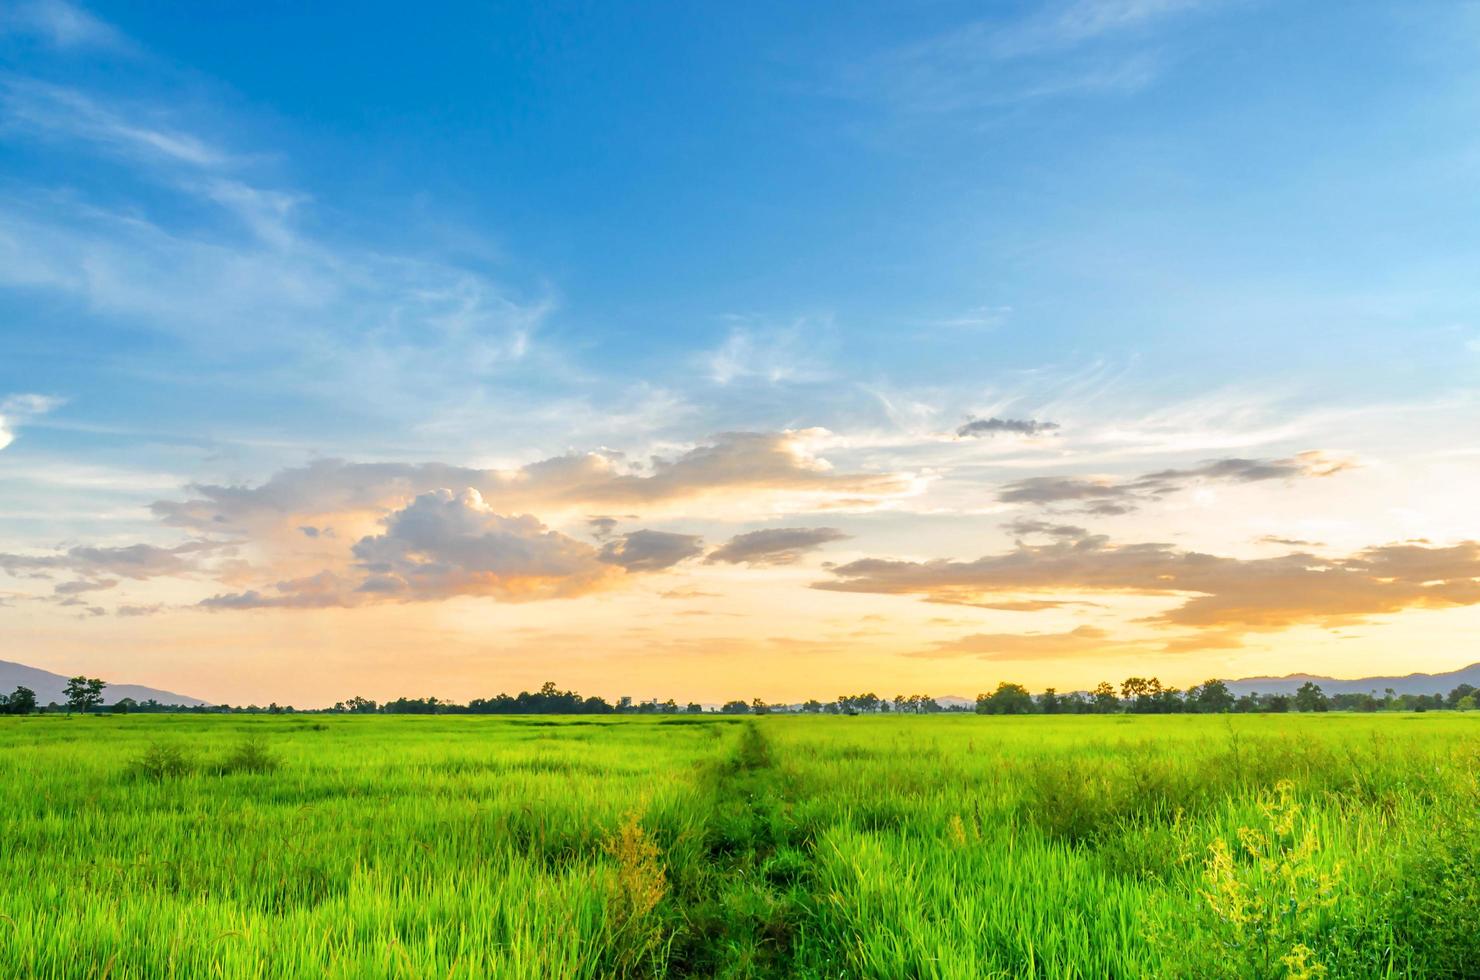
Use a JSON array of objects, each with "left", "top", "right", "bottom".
[{"left": 1, "top": 713, "right": 1477, "bottom": 977}]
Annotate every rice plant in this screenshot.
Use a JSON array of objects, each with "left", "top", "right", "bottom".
[{"left": 1, "top": 712, "right": 1476, "bottom": 977}]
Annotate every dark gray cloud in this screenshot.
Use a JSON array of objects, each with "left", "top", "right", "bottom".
[
  {"left": 706, "top": 527, "right": 851, "bottom": 566},
  {"left": 587, "top": 516, "right": 620, "bottom": 540},
  {"left": 116, "top": 603, "right": 165, "bottom": 617},
  {"left": 957, "top": 417, "right": 1060, "bottom": 438},
  {"left": 597, "top": 530, "right": 705, "bottom": 572},
  {"left": 53, "top": 578, "right": 119, "bottom": 595},
  {"left": 1001, "top": 520, "right": 1108, "bottom": 549},
  {"left": 1000, "top": 451, "right": 1354, "bottom": 514}
]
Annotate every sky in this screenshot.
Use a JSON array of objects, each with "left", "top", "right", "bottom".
[{"left": 2, "top": 0, "right": 1480, "bottom": 707}]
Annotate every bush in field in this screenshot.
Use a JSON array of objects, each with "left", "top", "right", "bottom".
[
  {"left": 215, "top": 737, "right": 279, "bottom": 775},
  {"left": 127, "top": 743, "right": 196, "bottom": 781}
]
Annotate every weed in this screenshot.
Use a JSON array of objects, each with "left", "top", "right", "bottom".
[
  {"left": 1190, "top": 780, "right": 1342, "bottom": 977},
  {"left": 603, "top": 811, "right": 667, "bottom": 975}
]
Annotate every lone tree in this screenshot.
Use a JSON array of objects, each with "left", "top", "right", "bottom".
[{"left": 63, "top": 676, "right": 106, "bottom": 715}]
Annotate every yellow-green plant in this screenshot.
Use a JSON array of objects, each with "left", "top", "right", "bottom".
[
  {"left": 603, "top": 810, "right": 668, "bottom": 976},
  {"left": 1199, "top": 780, "right": 1342, "bottom": 978}
]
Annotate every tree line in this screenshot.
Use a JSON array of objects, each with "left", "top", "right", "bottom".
[
  {"left": 3, "top": 675, "right": 1477, "bottom": 717},
  {"left": 973, "top": 678, "right": 1479, "bottom": 714},
  {"left": 0, "top": 676, "right": 104, "bottom": 715}
]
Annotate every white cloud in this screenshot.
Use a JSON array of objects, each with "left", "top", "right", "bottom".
[
  {"left": 833, "top": 0, "right": 1221, "bottom": 118},
  {"left": 151, "top": 430, "right": 913, "bottom": 532},
  {"left": 0, "top": 79, "right": 226, "bottom": 167},
  {"left": 0, "top": 393, "right": 62, "bottom": 450},
  {"left": 705, "top": 317, "right": 832, "bottom": 385},
  {"left": 991, "top": 0, "right": 1220, "bottom": 58}
]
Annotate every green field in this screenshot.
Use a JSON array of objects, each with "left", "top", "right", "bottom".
[{"left": 2, "top": 713, "right": 1478, "bottom": 978}]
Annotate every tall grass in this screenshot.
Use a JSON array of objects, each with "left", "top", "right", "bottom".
[{"left": 0, "top": 712, "right": 1476, "bottom": 977}]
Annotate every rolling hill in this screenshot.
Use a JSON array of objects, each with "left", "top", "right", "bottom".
[
  {"left": 0, "top": 660, "right": 206, "bottom": 707},
  {"left": 1224, "top": 662, "right": 1480, "bottom": 698}
]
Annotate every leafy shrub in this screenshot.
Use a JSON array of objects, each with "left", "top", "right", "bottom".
[
  {"left": 215, "top": 737, "right": 279, "bottom": 775},
  {"left": 127, "top": 743, "right": 195, "bottom": 781}
]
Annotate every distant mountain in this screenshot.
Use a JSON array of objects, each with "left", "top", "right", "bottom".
[
  {"left": 0, "top": 660, "right": 206, "bottom": 707},
  {"left": 1225, "top": 662, "right": 1480, "bottom": 698}
]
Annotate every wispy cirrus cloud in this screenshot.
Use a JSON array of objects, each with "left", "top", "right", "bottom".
[
  {"left": 833, "top": 0, "right": 1223, "bottom": 117},
  {"left": 704, "top": 316, "right": 833, "bottom": 386},
  {"left": 0, "top": 0, "right": 126, "bottom": 51},
  {"left": 0, "top": 393, "right": 63, "bottom": 450},
  {"left": 0, "top": 78, "right": 227, "bottom": 167},
  {"left": 0, "top": 74, "right": 550, "bottom": 433}
]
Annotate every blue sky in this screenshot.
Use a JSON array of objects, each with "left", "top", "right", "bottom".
[{"left": 3, "top": 1, "right": 1480, "bottom": 704}]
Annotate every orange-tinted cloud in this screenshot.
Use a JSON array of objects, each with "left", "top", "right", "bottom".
[
  {"left": 0, "top": 540, "right": 224, "bottom": 580},
  {"left": 818, "top": 532, "right": 1480, "bottom": 636},
  {"left": 154, "top": 430, "right": 910, "bottom": 533},
  {"left": 203, "top": 488, "right": 628, "bottom": 607},
  {"left": 911, "top": 625, "right": 1114, "bottom": 660}
]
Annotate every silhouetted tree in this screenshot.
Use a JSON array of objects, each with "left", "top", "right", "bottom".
[
  {"left": 0, "top": 686, "right": 36, "bottom": 715},
  {"left": 1190, "top": 679, "right": 1234, "bottom": 713},
  {"left": 976, "top": 682, "right": 1034, "bottom": 715},
  {"left": 1331, "top": 692, "right": 1379, "bottom": 712},
  {"left": 1293, "top": 682, "right": 1329, "bottom": 713},
  {"left": 63, "top": 676, "right": 106, "bottom": 715}
]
